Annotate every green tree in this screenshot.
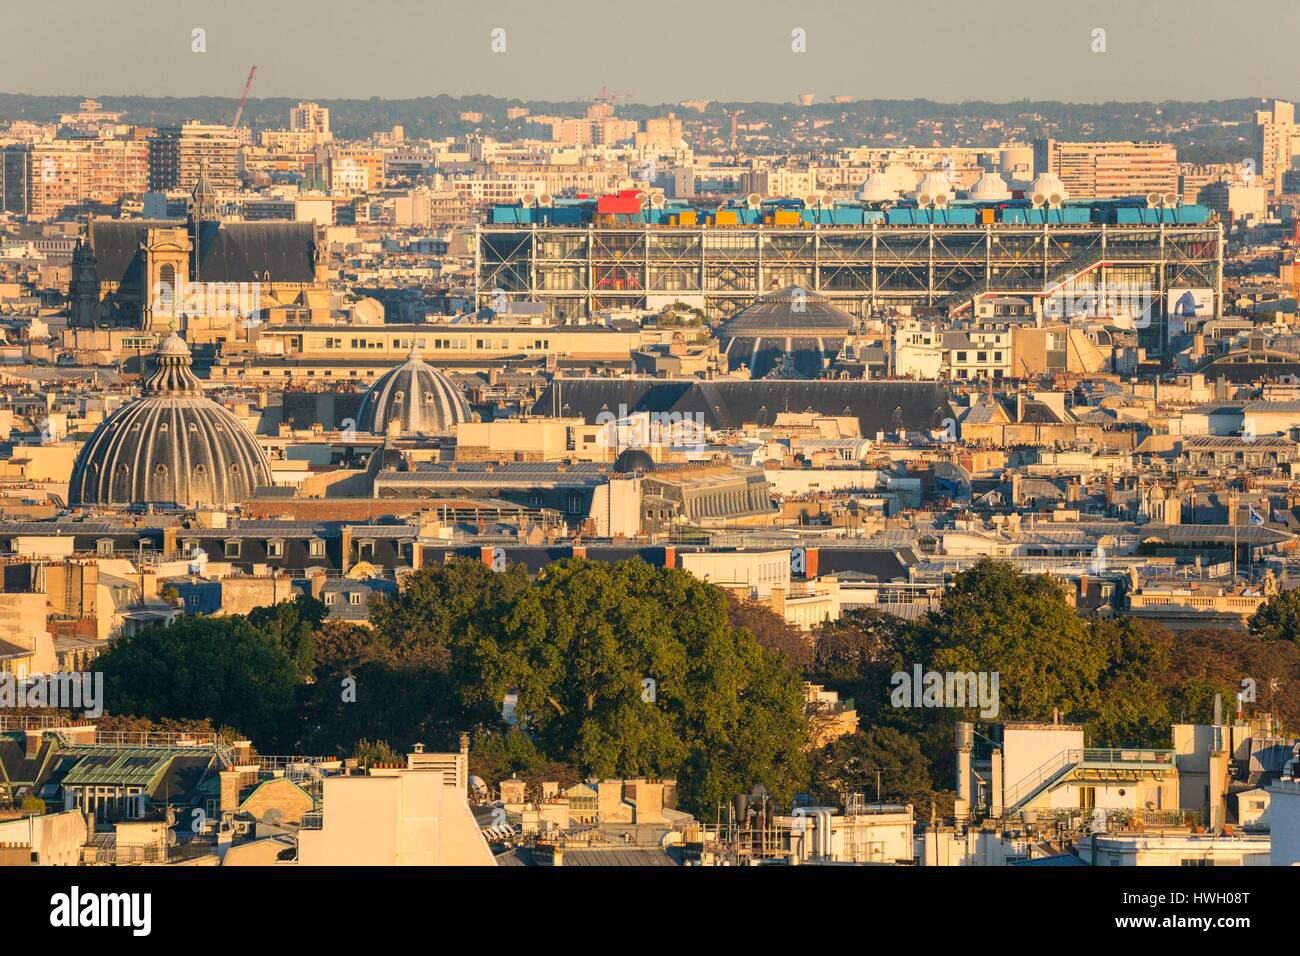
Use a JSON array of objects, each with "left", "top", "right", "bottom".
[
  {"left": 726, "top": 591, "right": 814, "bottom": 669},
  {"left": 248, "top": 595, "right": 327, "bottom": 677},
  {"left": 1248, "top": 589, "right": 1300, "bottom": 644},
  {"left": 810, "top": 727, "right": 934, "bottom": 806},
  {"left": 366, "top": 558, "right": 810, "bottom": 815},
  {"left": 351, "top": 738, "right": 402, "bottom": 768},
  {"left": 97, "top": 616, "right": 298, "bottom": 747}
]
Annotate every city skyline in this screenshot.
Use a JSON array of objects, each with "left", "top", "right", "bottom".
[{"left": 4, "top": 0, "right": 1300, "bottom": 905}]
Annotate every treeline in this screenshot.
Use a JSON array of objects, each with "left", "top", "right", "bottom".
[
  {"left": 91, "top": 557, "right": 1300, "bottom": 815},
  {"left": 0, "top": 93, "right": 1263, "bottom": 161}
]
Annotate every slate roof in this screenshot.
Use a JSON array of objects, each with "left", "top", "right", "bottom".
[
  {"left": 87, "top": 218, "right": 317, "bottom": 286},
  {"left": 533, "top": 379, "right": 952, "bottom": 437}
]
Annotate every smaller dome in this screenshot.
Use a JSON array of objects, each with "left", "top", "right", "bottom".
[
  {"left": 1027, "top": 173, "right": 1069, "bottom": 205},
  {"left": 856, "top": 172, "right": 897, "bottom": 203},
  {"left": 157, "top": 331, "right": 191, "bottom": 358},
  {"left": 356, "top": 348, "right": 471, "bottom": 437},
  {"left": 912, "top": 172, "right": 952, "bottom": 205},
  {"left": 613, "top": 448, "right": 656, "bottom": 473},
  {"left": 968, "top": 171, "right": 1012, "bottom": 202}
]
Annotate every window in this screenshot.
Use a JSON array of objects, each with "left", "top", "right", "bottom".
[
  {"left": 566, "top": 494, "right": 583, "bottom": 515},
  {"left": 357, "top": 540, "right": 375, "bottom": 562},
  {"left": 96, "top": 539, "right": 114, "bottom": 556},
  {"left": 224, "top": 540, "right": 240, "bottom": 558},
  {"left": 266, "top": 539, "right": 284, "bottom": 559},
  {"left": 324, "top": 592, "right": 337, "bottom": 606},
  {"left": 308, "top": 538, "right": 326, "bottom": 558},
  {"left": 349, "top": 592, "right": 362, "bottom": 606}
]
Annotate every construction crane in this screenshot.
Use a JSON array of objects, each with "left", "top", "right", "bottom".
[
  {"left": 586, "top": 84, "right": 628, "bottom": 105},
  {"left": 231, "top": 66, "right": 257, "bottom": 129}
]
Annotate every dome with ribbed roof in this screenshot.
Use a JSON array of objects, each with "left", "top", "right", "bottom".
[
  {"left": 715, "top": 286, "right": 856, "bottom": 379},
  {"left": 68, "top": 334, "right": 272, "bottom": 509},
  {"left": 356, "top": 347, "right": 472, "bottom": 436}
]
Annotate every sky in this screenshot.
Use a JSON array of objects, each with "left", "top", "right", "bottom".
[{"left": 1, "top": 0, "right": 1297, "bottom": 105}]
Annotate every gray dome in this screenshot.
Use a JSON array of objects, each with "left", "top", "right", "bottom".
[
  {"left": 356, "top": 348, "right": 471, "bottom": 436},
  {"left": 69, "top": 334, "right": 273, "bottom": 509},
  {"left": 613, "top": 448, "right": 656, "bottom": 473},
  {"left": 715, "top": 286, "right": 855, "bottom": 378}
]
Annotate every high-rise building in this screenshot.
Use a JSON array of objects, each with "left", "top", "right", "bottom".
[
  {"left": 289, "top": 101, "right": 331, "bottom": 140},
  {"left": 1, "top": 138, "right": 148, "bottom": 219},
  {"left": 1255, "top": 99, "right": 1299, "bottom": 195},
  {"left": 147, "top": 122, "right": 240, "bottom": 193},
  {"left": 1033, "top": 139, "right": 1178, "bottom": 200},
  {"left": 636, "top": 114, "right": 684, "bottom": 152}
]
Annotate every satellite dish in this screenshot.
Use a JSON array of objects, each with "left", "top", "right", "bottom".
[
  {"left": 1162, "top": 191, "right": 1178, "bottom": 207},
  {"left": 1031, "top": 193, "right": 1047, "bottom": 208},
  {"left": 1146, "top": 191, "right": 1162, "bottom": 208},
  {"left": 821, "top": 192, "right": 834, "bottom": 206},
  {"left": 522, "top": 192, "right": 537, "bottom": 206},
  {"left": 933, "top": 193, "right": 949, "bottom": 207},
  {"left": 746, "top": 192, "right": 762, "bottom": 209},
  {"left": 649, "top": 192, "right": 666, "bottom": 208},
  {"left": 916, "top": 192, "right": 932, "bottom": 207},
  {"left": 804, "top": 193, "right": 821, "bottom": 208},
  {"left": 538, "top": 193, "right": 553, "bottom": 206},
  {"left": 1048, "top": 192, "right": 1063, "bottom": 207}
]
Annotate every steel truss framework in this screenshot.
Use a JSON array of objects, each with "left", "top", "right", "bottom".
[{"left": 477, "top": 221, "right": 1223, "bottom": 341}]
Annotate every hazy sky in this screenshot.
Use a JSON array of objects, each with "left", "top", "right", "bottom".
[{"left": 1, "top": 0, "right": 1297, "bottom": 104}]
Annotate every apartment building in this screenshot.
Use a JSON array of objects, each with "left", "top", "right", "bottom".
[
  {"left": 1, "top": 138, "right": 148, "bottom": 219},
  {"left": 1255, "top": 99, "right": 1299, "bottom": 195},
  {"left": 1033, "top": 139, "right": 1178, "bottom": 200},
  {"left": 289, "top": 101, "right": 331, "bottom": 140},
  {"left": 148, "top": 122, "right": 240, "bottom": 192}
]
